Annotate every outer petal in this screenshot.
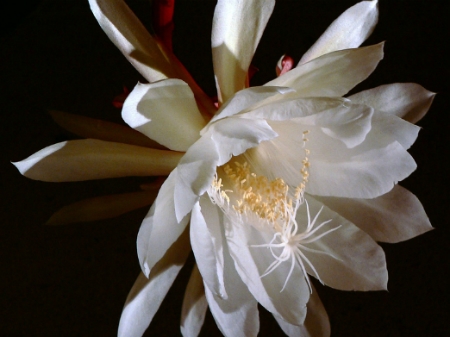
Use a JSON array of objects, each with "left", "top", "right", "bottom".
[
  {"left": 12, "top": 139, "right": 182, "bottom": 182},
  {"left": 212, "top": 0, "right": 275, "bottom": 103},
  {"left": 190, "top": 197, "right": 227, "bottom": 299},
  {"left": 118, "top": 227, "right": 190, "bottom": 337},
  {"left": 225, "top": 218, "right": 309, "bottom": 325},
  {"left": 137, "top": 169, "right": 189, "bottom": 277},
  {"left": 204, "top": 244, "right": 260, "bottom": 337},
  {"left": 274, "top": 285, "right": 330, "bottom": 337},
  {"left": 122, "top": 80, "right": 206, "bottom": 152},
  {"left": 348, "top": 83, "right": 436, "bottom": 123},
  {"left": 180, "top": 265, "right": 208, "bottom": 337},
  {"left": 314, "top": 185, "right": 433, "bottom": 243},
  {"left": 49, "top": 110, "right": 164, "bottom": 149},
  {"left": 265, "top": 44, "right": 384, "bottom": 98},
  {"left": 299, "top": 0, "right": 378, "bottom": 65},
  {"left": 89, "top": 0, "right": 176, "bottom": 82},
  {"left": 300, "top": 196, "right": 388, "bottom": 291},
  {"left": 46, "top": 190, "right": 157, "bottom": 225}
]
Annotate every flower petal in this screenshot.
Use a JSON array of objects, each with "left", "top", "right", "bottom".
[
  {"left": 348, "top": 83, "right": 436, "bottom": 123},
  {"left": 314, "top": 185, "right": 433, "bottom": 243},
  {"left": 118, "top": 227, "right": 190, "bottom": 337},
  {"left": 300, "top": 196, "right": 388, "bottom": 291},
  {"left": 122, "top": 80, "right": 206, "bottom": 152},
  {"left": 225, "top": 218, "right": 309, "bottom": 325},
  {"left": 137, "top": 169, "right": 190, "bottom": 277},
  {"left": 266, "top": 44, "right": 384, "bottom": 98},
  {"left": 299, "top": 0, "right": 378, "bottom": 65},
  {"left": 46, "top": 190, "right": 157, "bottom": 225},
  {"left": 12, "top": 139, "right": 182, "bottom": 182},
  {"left": 212, "top": 0, "right": 275, "bottom": 103},
  {"left": 204, "top": 248, "right": 260, "bottom": 337},
  {"left": 180, "top": 265, "right": 208, "bottom": 337},
  {"left": 49, "top": 110, "right": 164, "bottom": 149},
  {"left": 274, "top": 285, "right": 330, "bottom": 337},
  {"left": 190, "top": 196, "right": 227, "bottom": 299},
  {"left": 89, "top": 0, "right": 176, "bottom": 82}
]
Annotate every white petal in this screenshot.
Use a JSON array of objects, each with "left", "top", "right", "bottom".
[
  {"left": 212, "top": 0, "right": 275, "bottom": 103},
  {"left": 118, "top": 227, "right": 190, "bottom": 337},
  {"left": 190, "top": 197, "right": 227, "bottom": 299},
  {"left": 46, "top": 190, "right": 157, "bottom": 225},
  {"left": 300, "top": 196, "right": 388, "bottom": 291},
  {"left": 308, "top": 141, "right": 417, "bottom": 198},
  {"left": 266, "top": 44, "right": 384, "bottom": 98},
  {"left": 204, "top": 251, "right": 260, "bottom": 337},
  {"left": 89, "top": 0, "right": 176, "bottom": 82},
  {"left": 274, "top": 285, "right": 330, "bottom": 337},
  {"left": 299, "top": 0, "right": 378, "bottom": 65},
  {"left": 12, "top": 139, "right": 182, "bottom": 182},
  {"left": 137, "top": 169, "right": 190, "bottom": 277},
  {"left": 225, "top": 218, "right": 309, "bottom": 325},
  {"left": 314, "top": 185, "right": 433, "bottom": 243},
  {"left": 207, "top": 86, "right": 294, "bottom": 125},
  {"left": 348, "top": 83, "right": 436, "bottom": 123},
  {"left": 180, "top": 265, "right": 208, "bottom": 337},
  {"left": 122, "top": 80, "right": 206, "bottom": 151}
]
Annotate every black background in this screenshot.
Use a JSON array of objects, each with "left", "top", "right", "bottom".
[{"left": 1, "top": 1, "right": 449, "bottom": 336}]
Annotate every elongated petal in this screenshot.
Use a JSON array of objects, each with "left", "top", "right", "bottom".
[
  {"left": 308, "top": 141, "right": 416, "bottom": 198},
  {"left": 181, "top": 265, "right": 208, "bottom": 337},
  {"left": 49, "top": 110, "right": 164, "bottom": 149},
  {"left": 212, "top": 0, "right": 275, "bottom": 103},
  {"left": 190, "top": 197, "right": 227, "bottom": 299},
  {"left": 46, "top": 190, "right": 157, "bottom": 225},
  {"left": 348, "top": 83, "right": 436, "bottom": 123},
  {"left": 314, "top": 185, "right": 433, "bottom": 243},
  {"left": 266, "top": 44, "right": 384, "bottom": 98},
  {"left": 225, "top": 218, "right": 309, "bottom": 325},
  {"left": 204, "top": 241, "right": 260, "bottom": 337},
  {"left": 300, "top": 196, "right": 388, "bottom": 291},
  {"left": 122, "top": 80, "right": 206, "bottom": 151},
  {"left": 12, "top": 139, "right": 182, "bottom": 182},
  {"left": 118, "top": 227, "right": 190, "bottom": 337},
  {"left": 274, "top": 285, "right": 330, "bottom": 337},
  {"left": 299, "top": 0, "right": 378, "bottom": 65},
  {"left": 89, "top": 0, "right": 177, "bottom": 82},
  {"left": 137, "top": 169, "right": 189, "bottom": 277}
]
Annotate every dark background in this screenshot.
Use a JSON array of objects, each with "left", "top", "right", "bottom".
[{"left": 1, "top": 0, "right": 448, "bottom": 336}]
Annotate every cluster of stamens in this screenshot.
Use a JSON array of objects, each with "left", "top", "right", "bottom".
[{"left": 208, "top": 130, "right": 339, "bottom": 291}]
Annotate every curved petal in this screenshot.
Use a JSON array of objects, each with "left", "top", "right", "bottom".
[
  {"left": 204, "top": 246, "right": 260, "bottom": 337},
  {"left": 122, "top": 80, "right": 206, "bottom": 152},
  {"left": 118, "top": 227, "right": 190, "bottom": 337},
  {"left": 89, "top": 0, "right": 176, "bottom": 82},
  {"left": 212, "top": 0, "right": 275, "bottom": 103},
  {"left": 12, "top": 139, "right": 182, "bottom": 182},
  {"left": 225, "top": 218, "right": 309, "bottom": 325},
  {"left": 180, "top": 265, "right": 208, "bottom": 337},
  {"left": 49, "top": 110, "right": 165, "bottom": 149},
  {"left": 300, "top": 196, "right": 388, "bottom": 291},
  {"left": 274, "top": 285, "right": 330, "bottom": 337},
  {"left": 190, "top": 197, "right": 227, "bottom": 299},
  {"left": 299, "top": 0, "right": 378, "bottom": 65},
  {"left": 46, "top": 190, "right": 157, "bottom": 225},
  {"left": 266, "top": 43, "right": 384, "bottom": 98},
  {"left": 348, "top": 83, "right": 436, "bottom": 123},
  {"left": 314, "top": 185, "right": 433, "bottom": 243},
  {"left": 137, "top": 169, "right": 190, "bottom": 277}
]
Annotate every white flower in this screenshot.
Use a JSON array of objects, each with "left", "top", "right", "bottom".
[{"left": 13, "top": 0, "right": 435, "bottom": 336}]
